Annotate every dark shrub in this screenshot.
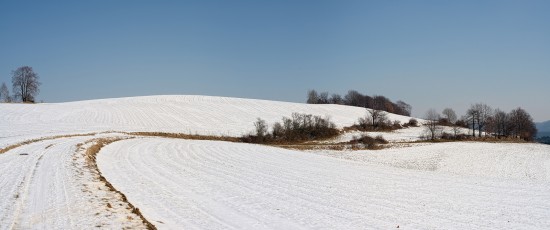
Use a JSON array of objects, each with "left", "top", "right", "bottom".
[
  {"left": 375, "top": 135, "right": 389, "bottom": 144},
  {"left": 440, "top": 132, "right": 453, "bottom": 140},
  {"left": 455, "top": 119, "right": 468, "bottom": 128},
  {"left": 408, "top": 118, "right": 418, "bottom": 127},
  {"left": 349, "top": 134, "right": 388, "bottom": 149}
]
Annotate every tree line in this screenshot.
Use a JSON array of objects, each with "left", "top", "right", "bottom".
[
  {"left": 306, "top": 89, "right": 412, "bottom": 116},
  {"left": 423, "top": 104, "right": 538, "bottom": 141},
  {"left": 1, "top": 66, "right": 41, "bottom": 103}
]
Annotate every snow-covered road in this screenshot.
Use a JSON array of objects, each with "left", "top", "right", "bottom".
[
  {"left": 0, "top": 135, "right": 145, "bottom": 229},
  {"left": 98, "top": 138, "right": 550, "bottom": 229}
]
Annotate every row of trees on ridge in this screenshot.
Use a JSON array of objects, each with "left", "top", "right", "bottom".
[
  {"left": 423, "top": 104, "right": 537, "bottom": 141},
  {"left": 306, "top": 90, "right": 412, "bottom": 116}
]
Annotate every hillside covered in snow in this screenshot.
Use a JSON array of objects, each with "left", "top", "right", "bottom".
[{"left": 1, "top": 95, "right": 549, "bottom": 229}]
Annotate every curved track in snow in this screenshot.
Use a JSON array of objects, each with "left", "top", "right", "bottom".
[
  {"left": 0, "top": 135, "right": 146, "bottom": 229},
  {"left": 98, "top": 138, "right": 550, "bottom": 229}
]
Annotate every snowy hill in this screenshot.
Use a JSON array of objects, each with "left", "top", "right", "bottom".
[
  {"left": 0, "top": 95, "right": 417, "bottom": 141},
  {"left": 1, "top": 95, "right": 549, "bottom": 229}
]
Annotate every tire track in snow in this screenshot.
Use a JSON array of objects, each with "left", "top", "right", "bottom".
[
  {"left": 0, "top": 140, "right": 52, "bottom": 228},
  {"left": 0, "top": 135, "right": 148, "bottom": 229},
  {"left": 8, "top": 147, "right": 47, "bottom": 229}
]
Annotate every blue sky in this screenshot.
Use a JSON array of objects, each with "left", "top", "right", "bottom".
[{"left": 1, "top": 1, "right": 549, "bottom": 121}]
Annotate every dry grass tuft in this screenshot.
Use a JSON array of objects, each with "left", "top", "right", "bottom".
[
  {"left": 278, "top": 144, "right": 348, "bottom": 151},
  {"left": 84, "top": 137, "right": 157, "bottom": 230},
  {"left": 411, "top": 135, "right": 530, "bottom": 144},
  {"left": 127, "top": 132, "right": 241, "bottom": 143}
]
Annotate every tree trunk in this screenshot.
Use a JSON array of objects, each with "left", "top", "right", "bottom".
[
  {"left": 472, "top": 119, "right": 476, "bottom": 137},
  {"left": 478, "top": 126, "right": 482, "bottom": 137}
]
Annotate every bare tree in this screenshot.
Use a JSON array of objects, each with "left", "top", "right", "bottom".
[
  {"left": 424, "top": 109, "right": 441, "bottom": 140},
  {"left": 344, "top": 90, "right": 365, "bottom": 107},
  {"left": 465, "top": 107, "right": 478, "bottom": 137},
  {"left": 329, "top": 94, "right": 343, "bottom": 104},
  {"left": 396, "top": 100, "right": 412, "bottom": 116},
  {"left": 307, "top": 90, "right": 319, "bottom": 104},
  {"left": 473, "top": 103, "right": 493, "bottom": 137},
  {"left": 465, "top": 103, "right": 492, "bottom": 137},
  {"left": 254, "top": 118, "right": 268, "bottom": 138},
  {"left": 492, "top": 109, "right": 508, "bottom": 137},
  {"left": 442, "top": 108, "right": 457, "bottom": 124},
  {"left": 12, "top": 66, "right": 41, "bottom": 102},
  {"left": 318, "top": 92, "right": 329, "bottom": 104},
  {"left": 0, "top": 82, "right": 11, "bottom": 103},
  {"left": 368, "top": 109, "right": 388, "bottom": 128},
  {"left": 507, "top": 107, "right": 537, "bottom": 141},
  {"left": 372, "top": 95, "right": 388, "bottom": 111}
]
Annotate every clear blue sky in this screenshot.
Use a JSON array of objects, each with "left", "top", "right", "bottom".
[{"left": 1, "top": 0, "right": 549, "bottom": 121}]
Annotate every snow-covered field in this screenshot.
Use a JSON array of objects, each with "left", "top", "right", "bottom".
[
  {"left": 1, "top": 95, "right": 549, "bottom": 229},
  {"left": 98, "top": 138, "right": 550, "bottom": 229},
  {"left": 0, "top": 95, "right": 414, "bottom": 142}
]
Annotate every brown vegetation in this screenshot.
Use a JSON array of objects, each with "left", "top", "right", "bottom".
[
  {"left": 127, "top": 132, "right": 240, "bottom": 142},
  {"left": 411, "top": 134, "right": 529, "bottom": 144},
  {"left": 348, "top": 134, "right": 388, "bottom": 150},
  {"left": 83, "top": 137, "right": 157, "bottom": 230},
  {"left": 242, "top": 113, "right": 340, "bottom": 144}
]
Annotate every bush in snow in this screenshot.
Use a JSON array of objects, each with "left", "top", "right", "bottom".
[{"left": 242, "top": 113, "right": 339, "bottom": 144}]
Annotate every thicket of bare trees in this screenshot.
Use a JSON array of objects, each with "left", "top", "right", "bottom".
[
  {"left": 463, "top": 103, "right": 537, "bottom": 140},
  {"left": 465, "top": 103, "right": 493, "bottom": 137},
  {"left": 505, "top": 107, "right": 538, "bottom": 141},
  {"left": 424, "top": 109, "right": 441, "bottom": 140},
  {"left": 11, "top": 66, "right": 41, "bottom": 103},
  {"left": 357, "top": 109, "right": 389, "bottom": 130},
  {"left": 427, "top": 104, "right": 538, "bottom": 141},
  {"left": 487, "top": 109, "right": 508, "bottom": 137},
  {"left": 441, "top": 108, "right": 457, "bottom": 124},
  {"left": 306, "top": 89, "right": 412, "bottom": 116},
  {"left": 243, "top": 113, "right": 339, "bottom": 143}
]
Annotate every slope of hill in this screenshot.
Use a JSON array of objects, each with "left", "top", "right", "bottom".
[
  {"left": 0, "top": 95, "right": 416, "bottom": 144},
  {"left": 0, "top": 95, "right": 549, "bottom": 229}
]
